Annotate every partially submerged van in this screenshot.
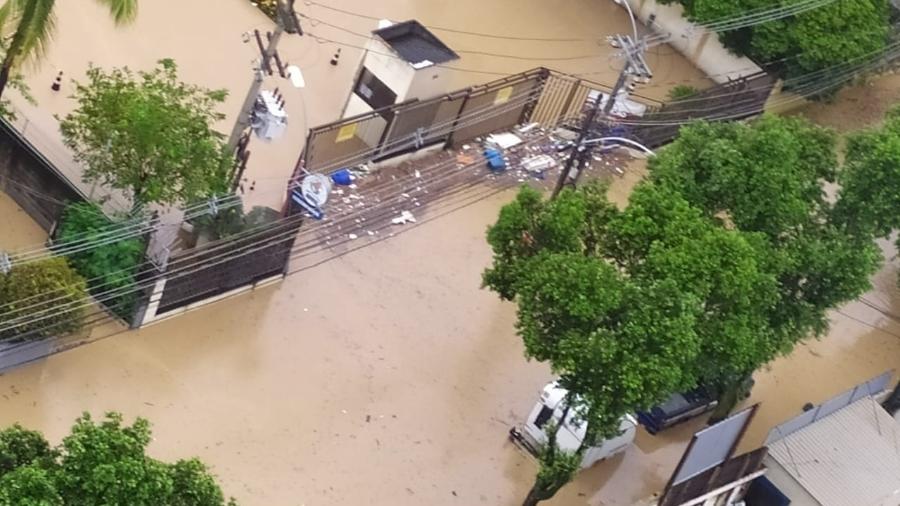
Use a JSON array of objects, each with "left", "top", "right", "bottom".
[{"left": 509, "top": 381, "right": 637, "bottom": 469}]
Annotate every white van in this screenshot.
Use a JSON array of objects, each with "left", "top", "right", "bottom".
[{"left": 510, "top": 381, "right": 637, "bottom": 469}]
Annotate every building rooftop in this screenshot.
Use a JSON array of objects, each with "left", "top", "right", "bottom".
[
  {"left": 372, "top": 20, "right": 459, "bottom": 67},
  {"left": 767, "top": 397, "right": 900, "bottom": 506}
]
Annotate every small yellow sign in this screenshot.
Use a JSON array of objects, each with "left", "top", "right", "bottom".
[
  {"left": 494, "top": 86, "right": 514, "bottom": 105},
  {"left": 336, "top": 123, "right": 358, "bottom": 143}
]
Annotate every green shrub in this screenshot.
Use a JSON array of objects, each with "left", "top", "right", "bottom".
[
  {"left": 668, "top": 84, "right": 699, "bottom": 101},
  {"left": 0, "top": 258, "right": 88, "bottom": 341},
  {"left": 55, "top": 203, "right": 145, "bottom": 322}
]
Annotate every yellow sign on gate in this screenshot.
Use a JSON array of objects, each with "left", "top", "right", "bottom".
[
  {"left": 336, "top": 123, "right": 358, "bottom": 143},
  {"left": 494, "top": 86, "right": 514, "bottom": 105}
]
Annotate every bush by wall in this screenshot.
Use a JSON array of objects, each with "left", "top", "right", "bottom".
[
  {"left": 55, "top": 203, "right": 145, "bottom": 322},
  {"left": 0, "top": 258, "right": 88, "bottom": 342}
]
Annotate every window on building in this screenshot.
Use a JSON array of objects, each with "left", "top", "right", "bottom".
[{"left": 354, "top": 68, "right": 397, "bottom": 111}]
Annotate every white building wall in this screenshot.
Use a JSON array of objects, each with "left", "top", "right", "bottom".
[
  {"left": 761, "top": 455, "right": 821, "bottom": 506},
  {"left": 406, "top": 66, "right": 453, "bottom": 101},
  {"left": 631, "top": 0, "right": 763, "bottom": 84}
]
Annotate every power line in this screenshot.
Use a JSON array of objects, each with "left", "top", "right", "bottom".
[
  {"left": 0, "top": 95, "right": 556, "bottom": 322},
  {"left": 300, "top": 13, "right": 607, "bottom": 62},
  {"left": 836, "top": 309, "right": 900, "bottom": 341},
  {"left": 302, "top": 0, "right": 592, "bottom": 42},
  {"left": 0, "top": 131, "right": 554, "bottom": 338},
  {"left": 302, "top": 31, "right": 514, "bottom": 76}
]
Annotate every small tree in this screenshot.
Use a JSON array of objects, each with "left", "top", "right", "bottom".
[
  {"left": 0, "top": 413, "right": 235, "bottom": 505},
  {"left": 60, "top": 59, "right": 233, "bottom": 210},
  {"left": 0, "top": 257, "right": 88, "bottom": 341}
]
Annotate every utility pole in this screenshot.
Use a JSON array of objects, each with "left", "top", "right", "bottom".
[
  {"left": 227, "top": 0, "right": 302, "bottom": 153},
  {"left": 552, "top": 33, "right": 652, "bottom": 198}
]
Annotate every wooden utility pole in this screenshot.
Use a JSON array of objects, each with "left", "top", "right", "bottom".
[{"left": 227, "top": 0, "right": 302, "bottom": 153}]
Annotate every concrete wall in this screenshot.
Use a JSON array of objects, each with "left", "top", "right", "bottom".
[
  {"left": 343, "top": 37, "right": 455, "bottom": 118},
  {"left": 406, "top": 66, "right": 453, "bottom": 102},
  {"left": 344, "top": 38, "right": 416, "bottom": 118},
  {"left": 0, "top": 118, "right": 86, "bottom": 231},
  {"left": 631, "top": 0, "right": 763, "bottom": 84}
]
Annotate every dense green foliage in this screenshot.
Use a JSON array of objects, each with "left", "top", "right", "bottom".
[
  {"left": 60, "top": 59, "right": 233, "bottom": 209},
  {"left": 0, "top": 258, "right": 88, "bottom": 341},
  {"left": 836, "top": 106, "right": 900, "bottom": 284},
  {"left": 0, "top": 413, "right": 234, "bottom": 505},
  {"left": 661, "top": 0, "right": 890, "bottom": 80},
  {"left": 485, "top": 115, "right": 882, "bottom": 504},
  {"left": 55, "top": 203, "right": 144, "bottom": 322}
]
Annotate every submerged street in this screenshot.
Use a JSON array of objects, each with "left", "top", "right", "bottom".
[{"left": 0, "top": 1, "right": 898, "bottom": 505}]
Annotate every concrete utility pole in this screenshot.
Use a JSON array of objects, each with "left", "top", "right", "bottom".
[
  {"left": 227, "top": 0, "right": 302, "bottom": 153},
  {"left": 552, "top": 30, "right": 652, "bottom": 198}
]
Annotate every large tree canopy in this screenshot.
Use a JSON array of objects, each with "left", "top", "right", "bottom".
[
  {"left": 485, "top": 114, "right": 883, "bottom": 505},
  {"left": 662, "top": 0, "right": 890, "bottom": 79},
  {"left": 836, "top": 106, "right": 900, "bottom": 238},
  {"left": 0, "top": 413, "right": 234, "bottom": 506},
  {"left": 60, "top": 59, "right": 232, "bottom": 209},
  {"left": 650, "top": 116, "right": 881, "bottom": 343}
]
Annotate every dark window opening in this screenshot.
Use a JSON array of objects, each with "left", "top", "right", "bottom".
[
  {"left": 354, "top": 68, "right": 397, "bottom": 111},
  {"left": 534, "top": 406, "right": 554, "bottom": 429}
]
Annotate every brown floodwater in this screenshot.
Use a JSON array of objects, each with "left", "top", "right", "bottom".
[{"left": 2, "top": 1, "right": 899, "bottom": 505}]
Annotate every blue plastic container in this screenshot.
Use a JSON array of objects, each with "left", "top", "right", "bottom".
[{"left": 331, "top": 169, "right": 353, "bottom": 186}]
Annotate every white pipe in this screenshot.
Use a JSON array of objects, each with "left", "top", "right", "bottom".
[
  {"left": 584, "top": 136, "right": 655, "bottom": 155},
  {"left": 614, "top": 0, "right": 639, "bottom": 42}
]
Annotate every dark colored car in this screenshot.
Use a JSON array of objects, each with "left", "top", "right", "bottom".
[{"left": 636, "top": 386, "right": 718, "bottom": 435}]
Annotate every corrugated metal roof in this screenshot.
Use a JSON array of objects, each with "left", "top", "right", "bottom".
[{"left": 768, "top": 397, "right": 900, "bottom": 506}]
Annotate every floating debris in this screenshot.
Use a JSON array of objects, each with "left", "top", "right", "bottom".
[{"left": 391, "top": 211, "right": 417, "bottom": 225}]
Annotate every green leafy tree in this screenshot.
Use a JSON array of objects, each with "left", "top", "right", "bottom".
[
  {"left": 0, "top": 413, "right": 235, "bottom": 505},
  {"left": 835, "top": 105, "right": 900, "bottom": 238},
  {"left": 60, "top": 59, "right": 233, "bottom": 210},
  {"left": 0, "top": 425, "right": 55, "bottom": 475},
  {"left": 648, "top": 116, "right": 881, "bottom": 412},
  {"left": 485, "top": 183, "right": 727, "bottom": 503},
  {"left": 486, "top": 116, "right": 884, "bottom": 503},
  {"left": 0, "top": 257, "right": 88, "bottom": 341},
  {"left": 662, "top": 0, "right": 889, "bottom": 80},
  {"left": 836, "top": 105, "right": 900, "bottom": 289},
  {"left": 0, "top": 466, "right": 61, "bottom": 506},
  {"left": 55, "top": 202, "right": 145, "bottom": 322},
  {"left": 0, "top": 0, "right": 138, "bottom": 99}
]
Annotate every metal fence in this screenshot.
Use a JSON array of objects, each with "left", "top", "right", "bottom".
[
  {"left": 631, "top": 71, "right": 776, "bottom": 149},
  {"left": 294, "top": 67, "right": 666, "bottom": 179},
  {"left": 152, "top": 217, "right": 302, "bottom": 316}
]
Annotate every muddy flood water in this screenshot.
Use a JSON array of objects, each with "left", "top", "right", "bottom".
[{"left": 1, "top": 1, "right": 899, "bottom": 505}]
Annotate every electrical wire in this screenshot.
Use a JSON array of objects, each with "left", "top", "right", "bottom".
[
  {"left": 300, "top": 13, "right": 606, "bottom": 62},
  {"left": 302, "top": 0, "right": 592, "bottom": 42},
  {"left": 0, "top": 131, "right": 559, "bottom": 338},
  {"left": 0, "top": 94, "right": 556, "bottom": 321},
  {"left": 303, "top": 31, "right": 514, "bottom": 76}
]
